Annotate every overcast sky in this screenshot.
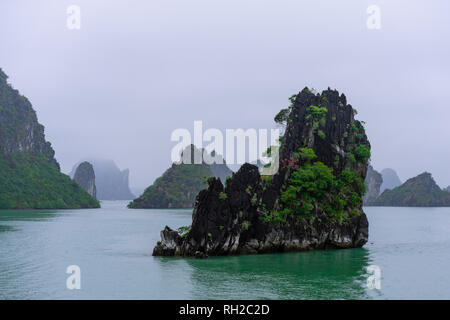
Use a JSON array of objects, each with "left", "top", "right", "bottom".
[{"left": 1, "top": 0, "right": 449, "bottom": 189}]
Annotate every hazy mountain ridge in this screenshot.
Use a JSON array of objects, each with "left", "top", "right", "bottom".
[
  {"left": 70, "top": 159, "right": 135, "bottom": 200},
  {"left": 380, "top": 168, "right": 402, "bottom": 193}
]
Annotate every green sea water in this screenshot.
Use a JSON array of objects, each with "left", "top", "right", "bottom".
[{"left": 1, "top": 201, "right": 449, "bottom": 299}]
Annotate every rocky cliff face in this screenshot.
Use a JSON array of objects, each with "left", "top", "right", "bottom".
[
  {"left": 73, "top": 162, "right": 97, "bottom": 199},
  {"left": 70, "top": 159, "right": 135, "bottom": 200},
  {"left": 0, "top": 68, "right": 99, "bottom": 209},
  {"left": 129, "top": 145, "right": 233, "bottom": 209},
  {"left": 153, "top": 88, "right": 370, "bottom": 257},
  {"left": 0, "top": 69, "right": 58, "bottom": 168},
  {"left": 363, "top": 165, "right": 383, "bottom": 205},
  {"left": 380, "top": 168, "right": 402, "bottom": 193},
  {"left": 373, "top": 172, "right": 450, "bottom": 207}
]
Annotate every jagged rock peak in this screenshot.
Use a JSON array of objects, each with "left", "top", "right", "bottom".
[
  {"left": 153, "top": 88, "right": 370, "bottom": 257},
  {"left": 73, "top": 162, "right": 97, "bottom": 199}
]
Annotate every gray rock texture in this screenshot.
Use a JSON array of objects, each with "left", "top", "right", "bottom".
[
  {"left": 153, "top": 88, "right": 370, "bottom": 257},
  {"left": 73, "top": 162, "right": 97, "bottom": 199}
]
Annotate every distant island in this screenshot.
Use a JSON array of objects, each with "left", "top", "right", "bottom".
[
  {"left": 70, "top": 159, "right": 135, "bottom": 200},
  {"left": 153, "top": 88, "right": 370, "bottom": 257},
  {"left": 363, "top": 166, "right": 405, "bottom": 206},
  {"left": 372, "top": 172, "right": 450, "bottom": 207},
  {"left": 363, "top": 166, "right": 450, "bottom": 207},
  {"left": 128, "top": 145, "right": 233, "bottom": 209},
  {"left": 0, "top": 68, "right": 99, "bottom": 209},
  {"left": 73, "top": 162, "right": 97, "bottom": 200}
]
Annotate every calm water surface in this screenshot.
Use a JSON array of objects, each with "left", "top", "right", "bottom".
[{"left": 1, "top": 201, "right": 449, "bottom": 299}]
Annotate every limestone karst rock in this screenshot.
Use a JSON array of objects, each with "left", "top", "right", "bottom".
[
  {"left": 0, "top": 70, "right": 57, "bottom": 167},
  {"left": 153, "top": 88, "right": 370, "bottom": 256},
  {"left": 363, "top": 165, "right": 383, "bottom": 205},
  {"left": 70, "top": 159, "right": 135, "bottom": 200},
  {"left": 73, "top": 162, "right": 97, "bottom": 199},
  {"left": 0, "top": 68, "right": 99, "bottom": 209}
]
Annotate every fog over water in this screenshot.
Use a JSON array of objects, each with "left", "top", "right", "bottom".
[{"left": 1, "top": 0, "right": 449, "bottom": 190}]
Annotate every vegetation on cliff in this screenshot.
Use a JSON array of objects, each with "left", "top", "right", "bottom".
[
  {"left": 0, "top": 153, "right": 100, "bottom": 209},
  {"left": 0, "top": 68, "right": 99, "bottom": 209},
  {"left": 0, "top": 69, "right": 56, "bottom": 165},
  {"left": 128, "top": 162, "right": 214, "bottom": 209},
  {"left": 262, "top": 87, "right": 370, "bottom": 225},
  {"left": 372, "top": 172, "right": 450, "bottom": 207},
  {"left": 153, "top": 87, "right": 370, "bottom": 257},
  {"left": 265, "top": 147, "right": 365, "bottom": 223},
  {"left": 128, "top": 145, "right": 233, "bottom": 209}
]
